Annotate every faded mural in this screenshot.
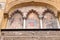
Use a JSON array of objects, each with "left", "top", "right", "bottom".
[
  {"left": 6, "top": 6, "right": 58, "bottom": 29},
  {"left": 42, "top": 9, "right": 58, "bottom": 28}
]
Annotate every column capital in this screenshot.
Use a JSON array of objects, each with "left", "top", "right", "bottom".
[
  {"left": 4, "top": 13, "right": 8, "bottom": 18},
  {"left": 39, "top": 15, "right": 43, "bottom": 19}
]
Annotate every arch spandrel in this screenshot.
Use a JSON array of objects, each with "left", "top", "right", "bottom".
[{"left": 5, "top": 2, "right": 57, "bottom": 13}]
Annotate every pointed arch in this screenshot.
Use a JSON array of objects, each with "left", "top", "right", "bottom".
[
  {"left": 26, "top": 9, "right": 40, "bottom": 29},
  {"left": 42, "top": 9, "right": 58, "bottom": 28},
  {"left": 6, "top": 10, "right": 23, "bottom": 29},
  {"left": 42, "top": 9, "right": 56, "bottom": 19},
  {"left": 9, "top": 10, "right": 23, "bottom": 19},
  {"left": 26, "top": 9, "right": 40, "bottom": 19}
]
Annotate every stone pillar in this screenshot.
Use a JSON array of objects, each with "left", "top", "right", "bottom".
[
  {"left": 1, "top": 13, "right": 8, "bottom": 29},
  {"left": 58, "top": 11, "right": 60, "bottom": 28},
  {"left": 23, "top": 18, "right": 26, "bottom": 29},
  {"left": 40, "top": 18, "right": 43, "bottom": 29},
  {"left": 56, "top": 17, "right": 60, "bottom": 28},
  {"left": 39, "top": 16, "right": 43, "bottom": 29}
]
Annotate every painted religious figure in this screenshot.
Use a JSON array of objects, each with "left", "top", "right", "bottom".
[
  {"left": 42, "top": 10, "right": 58, "bottom": 29},
  {"left": 6, "top": 11, "right": 23, "bottom": 29},
  {"left": 26, "top": 10, "right": 40, "bottom": 29}
]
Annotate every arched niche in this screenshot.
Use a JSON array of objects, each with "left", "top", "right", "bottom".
[
  {"left": 26, "top": 9, "right": 40, "bottom": 29},
  {"left": 2, "top": 2, "right": 59, "bottom": 29},
  {"left": 6, "top": 10, "right": 23, "bottom": 29},
  {"left": 42, "top": 9, "right": 58, "bottom": 29}
]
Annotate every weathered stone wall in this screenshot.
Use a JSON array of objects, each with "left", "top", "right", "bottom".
[
  {"left": 0, "top": 31, "right": 60, "bottom": 40},
  {"left": 0, "top": 0, "right": 60, "bottom": 29},
  {"left": 0, "top": 0, "right": 60, "bottom": 40},
  {"left": 0, "top": 0, "right": 6, "bottom": 28},
  {"left": 5, "top": 0, "right": 60, "bottom": 12}
]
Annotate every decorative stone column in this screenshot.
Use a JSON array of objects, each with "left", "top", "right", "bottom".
[
  {"left": 39, "top": 16, "right": 43, "bottom": 29},
  {"left": 23, "top": 17, "right": 26, "bottom": 29},
  {"left": 56, "top": 17, "right": 60, "bottom": 28},
  {"left": 58, "top": 11, "right": 60, "bottom": 28}
]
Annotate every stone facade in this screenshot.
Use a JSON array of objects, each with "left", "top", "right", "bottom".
[
  {"left": 0, "top": 31, "right": 60, "bottom": 40},
  {"left": 0, "top": 0, "right": 60, "bottom": 40},
  {"left": 0, "top": 0, "right": 60, "bottom": 29}
]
